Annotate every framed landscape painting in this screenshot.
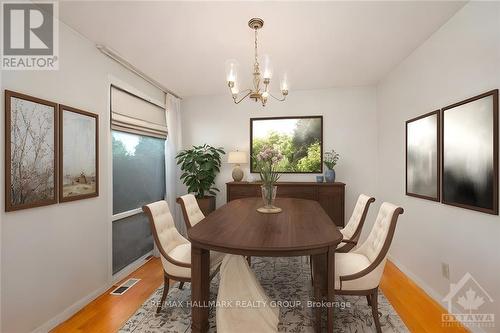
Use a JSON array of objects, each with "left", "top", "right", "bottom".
[
  {"left": 59, "top": 105, "right": 99, "bottom": 202},
  {"left": 442, "top": 90, "right": 498, "bottom": 215},
  {"left": 406, "top": 110, "right": 440, "bottom": 201},
  {"left": 250, "top": 116, "right": 323, "bottom": 173},
  {"left": 5, "top": 90, "right": 58, "bottom": 211}
]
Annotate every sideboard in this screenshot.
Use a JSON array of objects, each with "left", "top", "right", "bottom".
[{"left": 226, "top": 181, "right": 346, "bottom": 227}]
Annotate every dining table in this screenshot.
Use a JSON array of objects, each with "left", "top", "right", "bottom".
[{"left": 187, "top": 197, "right": 343, "bottom": 333}]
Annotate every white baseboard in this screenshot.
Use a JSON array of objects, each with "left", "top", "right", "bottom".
[
  {"left": 31, "top": 251, "right": 153, "bottom": 333},
  {"left": 388, "top": 255, "right": 486, "bottom": 333}
]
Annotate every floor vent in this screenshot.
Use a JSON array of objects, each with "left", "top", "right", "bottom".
[{"left": 110, "top": 278, "right": 141, "bottom": 296}]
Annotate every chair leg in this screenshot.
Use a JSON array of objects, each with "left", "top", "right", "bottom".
[
  {"left": 370, "top": 289, "right": 382, "bottom": 333},
  {"left": 179, "top": 281, "right": 184, "bottom": 290},
  {"left": 366, "top": 294, "right": 372, "bottom": 306},
  {"left": 157, "top": 275, "right": 169, "bottom": 314},
  {"left": 246, "top": 256, "right": 252, "bottom": 266}
]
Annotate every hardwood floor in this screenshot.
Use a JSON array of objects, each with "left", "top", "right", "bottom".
[
  {"left": 53, "top": 258, "right": 468, "bottom": 333},
  {"left": 51, "top": 258, "right": 164, "bottom": 333},
  {"left": 380, "top": 261, "right": 469, "bottom": 333}
]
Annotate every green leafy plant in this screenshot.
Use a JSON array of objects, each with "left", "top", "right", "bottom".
[
  {"left": 176, "top": 144, "right": 225, "bottom": 198},
  {"left": 324, "top": 149, "right": 340, "bottom": 170}
]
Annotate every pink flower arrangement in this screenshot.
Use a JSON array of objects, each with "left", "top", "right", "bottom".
[{"left": 254, "top": 145, "right": 283, "bottom": 186}]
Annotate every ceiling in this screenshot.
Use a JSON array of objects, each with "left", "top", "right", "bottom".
[{"left": 59, "top": 1, "right": 466, "bottom": 97}]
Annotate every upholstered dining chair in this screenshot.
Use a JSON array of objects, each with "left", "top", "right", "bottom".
[
  {"left": 334, "top": 202, "right": 404, "bottom": 333},
  {"left": 337, "top": 194, "right": 376, "bottom": 253},
  {"left": 176, "top": 194, "right": 205, "bottom": 230},
  {"left": 142, "top": 200, "right": 224, "bottom": 313},
  {"left": 310, "top": 194, "right": 375, "bottom": 284}
]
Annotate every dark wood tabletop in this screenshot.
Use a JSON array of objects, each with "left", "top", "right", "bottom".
[
  {"left": 188, "top": 197, "right": 342, "bottom": 255},
  {"left": 188, "top": 197, "right": 342, "bottom": 333}
]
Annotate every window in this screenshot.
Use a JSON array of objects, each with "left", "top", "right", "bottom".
[{"left": 110, "top": 86, "right": 166, "bottom": 274}]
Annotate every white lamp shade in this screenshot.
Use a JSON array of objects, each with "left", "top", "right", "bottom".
[{"left": 227, "top": 151, "right": 248, "bottom": 164}]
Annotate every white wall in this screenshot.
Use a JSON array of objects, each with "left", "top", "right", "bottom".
[
  {"left": 376, "top": 2, "right": 500, "bottom": 331},
  {"left": 181, "top": 87, "right": 379, "bottom": 223},
  {"left": 0, "top": 23, "right": 163, "bottom": 332}
]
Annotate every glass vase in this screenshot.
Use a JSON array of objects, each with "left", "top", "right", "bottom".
[{"left": 261, "top": 185, "right": 277, "bottom": 208}]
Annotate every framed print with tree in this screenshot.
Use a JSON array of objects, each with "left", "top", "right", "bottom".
[
  {"left": 59, "top": 105, "right": 99, "bottom": 202},
  {"left": 250, "top": 116, "right": 323, "bottom": 173},
  {"left": 406, "top": 110, "right": 440, "bottom": 201},
  {"left": 442, "top": 90, "right": 498, "bottom": 215},
  {"left": 5, "top": 90, "right": 58, "bottom": 211}
]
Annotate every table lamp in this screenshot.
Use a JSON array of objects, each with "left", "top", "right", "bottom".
[{"left": 227, "top": 151, "right": 248, "bottom": 182}]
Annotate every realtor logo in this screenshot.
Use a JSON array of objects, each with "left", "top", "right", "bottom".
[
  {"left": 442, "top": 272, "right": 495, "bottom": 329},
  {"left": 1, "top": 1, "right": 59, "bottom": 70}
]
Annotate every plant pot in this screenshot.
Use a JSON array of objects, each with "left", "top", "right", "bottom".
[
  {"left": 196, "top": 196, "right": 216, "bottom": 216},
  {"left": 324, "top": 169, "right": 336, "bottom": 183}
]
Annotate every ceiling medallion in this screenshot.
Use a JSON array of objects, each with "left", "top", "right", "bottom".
[{"left": 225, "top": 18, "right": 289, "bottom": 107}]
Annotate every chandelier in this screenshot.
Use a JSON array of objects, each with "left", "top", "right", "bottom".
[{"left": 225, "top": 18, "right": 289, "bottom": 107}]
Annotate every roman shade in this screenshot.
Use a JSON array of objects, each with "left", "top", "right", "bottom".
[{"left": 111, "top": 86, "right": 167, "bottom": 138}]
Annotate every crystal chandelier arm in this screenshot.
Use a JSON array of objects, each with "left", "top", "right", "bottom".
[{"left": 231, "top": 89, "right": 253, "bottom": 104}]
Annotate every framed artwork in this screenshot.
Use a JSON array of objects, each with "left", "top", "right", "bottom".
[
  {"left": 406, "top": 110, "right": 440, "bottom": 201},
  {"left": 250, "top": 116, "right": 323, "bottom": 173},
  {"left": 59, "top": 105, "right": 99, "bottom": 202},
  {"left": 442, "top": 90, "right": 498, "bottom": 215},
  {"left": 5, "top": 90, "right": 58, "bottom": 211}
]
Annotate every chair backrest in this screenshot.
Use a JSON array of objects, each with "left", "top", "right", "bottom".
[
  {"left": 355, "top": 202, "right": 404, "bottom": 263},
  {"left": 341, "top": 194, "right": 375, "bottom": 242},
  {"left": 177, "top": 194, "right": 205, "bottom": 229},
  {"left": 142, "top": 200, "right": 188, "bottom": 259}
]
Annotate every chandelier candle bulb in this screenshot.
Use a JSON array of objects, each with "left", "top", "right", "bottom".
[
  {"left": 225, "top": 59, "right": 239, "bottom": 83},
  {"left": 263, "top": 54, "right": 273, "bottom": 79}
]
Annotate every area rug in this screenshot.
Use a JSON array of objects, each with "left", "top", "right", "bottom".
[{"left": 120, "top": 257, "right": 408, "bottom": 333}]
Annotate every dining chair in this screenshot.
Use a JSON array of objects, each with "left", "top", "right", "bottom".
[
  {"left": 337, "top": 194, "right": 376, "bottom": 253},
  {"left": 142, "top": 200, "right": 224, "bottom": 313},
  {"left": 310, "top": 194, "right": 375, "bottom": 284},
  {"left": 176, "top": 194, "right": 205, "bottom": 230},
  {"left": 334, "top": 202, "right": 404, "bottom": 333}
]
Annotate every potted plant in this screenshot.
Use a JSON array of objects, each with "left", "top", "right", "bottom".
[
  {"left": 323, "top": 149, "right": 340, "bottom": 183},
  {"left": 253, "top": 145, "right": 283, "bottom": 213},
  {"left": 176, "top": 144, "right": 225, "bottom": 215}
]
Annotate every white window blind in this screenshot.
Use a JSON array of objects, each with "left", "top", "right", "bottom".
[{"left": 111, "top": 86, "right": 167, "bottom": 139}]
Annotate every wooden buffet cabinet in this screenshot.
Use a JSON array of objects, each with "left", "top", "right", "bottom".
[{"left": 226, "top": 181, "right": 346, "bottom": 227}]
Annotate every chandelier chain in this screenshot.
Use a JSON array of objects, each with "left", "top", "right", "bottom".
[{"left": 254, "top": 28, "right": 259, "bottom": 68}]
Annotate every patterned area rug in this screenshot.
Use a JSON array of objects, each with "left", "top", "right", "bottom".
[{"left": 120, "top": 257, "right": 408, "bottom": 333}]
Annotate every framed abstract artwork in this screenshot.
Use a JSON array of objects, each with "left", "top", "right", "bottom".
[
  {"left": 59, "top": 105, "right": 99, "bottom": 202},
  {"left": 442, "top": 90, "right": 498, "bottom": 215},
  {"left": 5, "top": 90, "right": 58, "bottom": 211},
  {"left": 406, "top": 110, "right": 440, "bottom": 201},
  {"left": 250, "top": 116, "right": 323, "bottom": 173}
]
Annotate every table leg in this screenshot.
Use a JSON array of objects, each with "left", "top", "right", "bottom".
[
  {"left": 191, "top": 245, "right": 210, "bottom": 333},
  {"left": 312, "top": 254, "right": 322, "bottom": 333},
  {"left": 327, "top": 246, "right": 335, "bottom": 332}
]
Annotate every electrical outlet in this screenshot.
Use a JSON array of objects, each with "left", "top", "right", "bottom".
[{"left": 441, "top": 263, "right": 450, "bottom": 280}]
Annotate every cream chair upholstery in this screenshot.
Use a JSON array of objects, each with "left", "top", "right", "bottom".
[
  {"left": 337, "top": 194, "right": 375, "bottom": 252},
  {"left": 177, "top": 194, "right": 205, "bottom": 230},
  {"left": 217, "top": 255, "right": 279, "bottom": 333},
  {"left": 335, "top": 202, "right": 404, "bottom": 333},
  {"left": 143, "top": 200, "right": 224, "bottom": 313},
  {"left": 310, "top": 194, "right": 374, "bottom": 285}
]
